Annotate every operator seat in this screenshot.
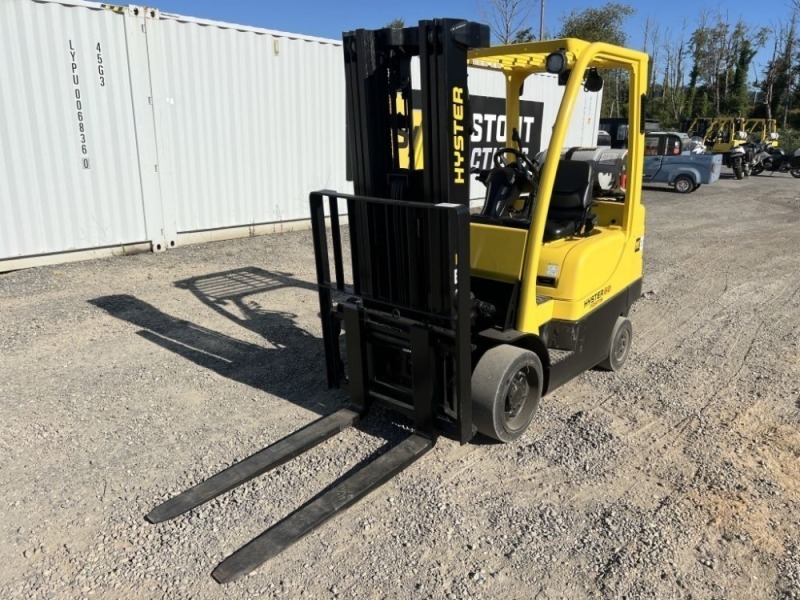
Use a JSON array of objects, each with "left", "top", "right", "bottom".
[{"left": 543, "top": 159, "right": 595, "bottom": 242}]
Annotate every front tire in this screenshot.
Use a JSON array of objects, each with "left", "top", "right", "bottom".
[
  {"left": 674, "top": 175, "right": 694, "bottom": 193},
  {"left": 791, "top": 168, "right": 800, "bottom": 179},
  {"left": 472, "top": 345, "right": 543, "bottom": 443},
  {"left": 598, "top": 317, "right": 632, "bottom": 372},
  {"left": 734, "top": 166, "right": 744, "bottom": 180}
]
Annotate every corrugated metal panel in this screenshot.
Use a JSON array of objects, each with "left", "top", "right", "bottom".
[
  {"left": 0, "top": 0, "right": 149, "bottom": 259},
  {"left": 155, "top": 13, "right": 351, "bottom": 233}
]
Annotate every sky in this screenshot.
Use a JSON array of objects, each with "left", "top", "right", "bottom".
[{"left": 149, "top": 0, "right": 786, "bottom": 79}]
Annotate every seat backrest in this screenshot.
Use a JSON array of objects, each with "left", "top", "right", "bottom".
[{"left": 550, "top": 160, "right": 593, "bottom": 212}]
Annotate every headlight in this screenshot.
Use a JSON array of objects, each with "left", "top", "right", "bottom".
[{"left": 545, "top": 50, "right": 567, "bottom": 74}]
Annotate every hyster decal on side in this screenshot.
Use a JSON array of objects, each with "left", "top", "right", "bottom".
[
  {"left": 584, "top": 285, "right": 612, "bottom": 309},
  {"left": 452, "top": 86, "right": 465, "bottom": 184}
]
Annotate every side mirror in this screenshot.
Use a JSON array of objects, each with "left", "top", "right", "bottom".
[{"left": 583, "top": 68, "right": 603, "bottom": 92}]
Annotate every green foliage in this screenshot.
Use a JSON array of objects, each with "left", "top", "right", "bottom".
[
  {"left": 558, "top": 3, "right": 636, "bottom": 46},
  {"left": 778, "top": 128, "right": 800, "bottom": 151},
  {"left": 687, "top": 17, "right": 767, "bottom": 118},
  {"left": 722, "top": 40, "right": 755, "bottom": 114},
  {"left": 557, "top": 3, "right": 636, "bottom": 118},
  {"left": 385, "top": 18, "right": 405, "bottom": 29},
  {"left": 512, "top": 27, "right": 535, "bottom": 43}
]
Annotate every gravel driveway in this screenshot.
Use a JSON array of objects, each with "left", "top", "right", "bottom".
[{"left": 1, "top": 173, "right": 799, "bottom": 599}]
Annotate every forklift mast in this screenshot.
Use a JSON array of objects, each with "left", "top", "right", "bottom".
[
  {"left": 345, "top": 20, "right": 489, "bottom": 204},
  {"left": 314, "top": 19, "right": 490, "bottom": 442}
]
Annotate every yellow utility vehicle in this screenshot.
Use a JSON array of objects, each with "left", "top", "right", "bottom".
[
  {"left": 744, "top": 118, "right": 780, "bottom": 147},
  {"left": 687, "top": 116, "right": 751, "bottom": 178},
  {"left": 147, "top": 20, "right": 649, "bottom": 582}
]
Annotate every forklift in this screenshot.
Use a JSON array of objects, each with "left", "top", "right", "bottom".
[
  {"left": 146, "top": 19, "right": 649, "bottom": 582},
  {"left": 687, "top": 116, "right": 751, "bottom": 178},
  {"left": 744, "top": 117, "right": 780, "bottom": 147}
]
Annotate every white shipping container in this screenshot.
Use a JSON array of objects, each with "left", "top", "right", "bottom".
[
  {"left": 154, "top": 12, "right": 351, "bottom": 234},
  {"left": 0, "top": 0, "right": 155, "bottom": 261},
  {"left": 0, "top": 3, "right": 601, "bottom": 270}
]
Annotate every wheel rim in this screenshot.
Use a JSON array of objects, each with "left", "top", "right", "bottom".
[
  {"left": 504, "top": 368, "right": 531, "bottom": 426},
  {"left": 613, "top": 327, "right": 630, "bottom": 365},
  {"left": 676, "top": 179, "right": 690, "bottom": 192}
]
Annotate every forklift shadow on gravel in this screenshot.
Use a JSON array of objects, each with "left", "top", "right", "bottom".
[{"left": 89, "top": 267, "right": 336, "bottom": 417}]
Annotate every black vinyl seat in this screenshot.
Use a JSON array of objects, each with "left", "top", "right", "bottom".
[{"left": 543, "top": 159, "right": 596, "bottom": 242}]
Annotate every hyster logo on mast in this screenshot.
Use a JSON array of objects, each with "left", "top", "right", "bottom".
[{"left": 452, "top": 86, "right": 465, "bottom": 184}]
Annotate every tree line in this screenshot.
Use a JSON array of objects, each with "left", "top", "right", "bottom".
[{"left": 479, "top": 1, "right": 800, "bottom": 131}]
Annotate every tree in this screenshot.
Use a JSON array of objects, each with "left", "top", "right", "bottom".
[
  {"left": 385, "top": 18, "right": 405, "bottom": 29},
  {"left": 661, "top": 22, "right": 690, "bottom": 126},
  {"left": 687, "top": 12, "right": 767, "bottom": 117},
  {"left": 512, "top": 27, "right": 536, "bottom": 43},
  {"left": 558, "top": 2, "right": 635, "bottom": 46},
  {"left": 723, "top": 39, "right": 756, "bottom": 115},
  {"left": 759, "top": 14, "right": 797, "bottom": 122},
  {"left": 481, "top": 0, "right": 537, "bottom": 44},
  {"left": 558, "top": 3, "right": 636, "bottom": 118}
]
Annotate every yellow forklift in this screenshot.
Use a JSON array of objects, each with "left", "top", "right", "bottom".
[
  {"left": 744, "top": 117, "right": 780, "bottom": 147},
  {"left": 687, "top": 116, "right": 751, "bottom": 178},
  {"left": 146, "top": 20, "right": 649, "bottom": 582}
]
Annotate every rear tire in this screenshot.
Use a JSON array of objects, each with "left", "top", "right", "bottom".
[
  {"left": 791, "top": 168, "right": 800, "bottom": 179},
  {"left": 472, "top": 345, "right": 543, "bottom": 443},
  {"left": 674, "top": 175, "right": 694, "bottom": 193},
  {"left": 598, "top": 317, "right": 632, "bottom": 372}
]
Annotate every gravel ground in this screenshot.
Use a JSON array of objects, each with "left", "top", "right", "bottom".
[{"left": 1, "top": 172, "right": 799, "bottom": 599}]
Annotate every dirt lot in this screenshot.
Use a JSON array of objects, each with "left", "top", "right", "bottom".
[{"left": 1, "top": 172, "right": 799, "bottom": 599}]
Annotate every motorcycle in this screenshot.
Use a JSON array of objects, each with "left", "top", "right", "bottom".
[
  {"left": 728, "top": 145, "right": 747, "bottom": 179},
  {"left": 751, "top": 145, "right": 800, "bottom": 178}
]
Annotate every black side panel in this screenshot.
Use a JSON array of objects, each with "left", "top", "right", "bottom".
[{"left": 546, "top": 280, "right": 642, "bottom": 393}]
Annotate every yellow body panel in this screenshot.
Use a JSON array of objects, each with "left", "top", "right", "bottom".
[
  {"left": 536, "top": 204, "right": 645, "bottom": 322},
  {"left": 466, "top": 40, "right": 649, "bottom": 333},
  {"left": 470, "top": 223, "right": 528, "bottom": 282}
]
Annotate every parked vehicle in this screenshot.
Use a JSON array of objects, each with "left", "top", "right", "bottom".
[
  {"left": 643, "top": 132, "right": 722, "bottom": 193},
  {"left": 685, "top": 117, "right": 753, "bottom": 179},
  {"left": 751, "top": 145, "right": 800, "bottom": 178},
  {"left": 744, "top": 118, "right": 780, "bottom": 148}
]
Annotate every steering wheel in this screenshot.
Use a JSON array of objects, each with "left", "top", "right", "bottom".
[{"left": 493, "top": 147, "right": 538, "bottom": 179}]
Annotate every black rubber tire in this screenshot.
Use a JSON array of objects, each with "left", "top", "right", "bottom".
[
  {"left": 751, "top": 164, "right": 764, "bottom": 175},
  {"left": 472, "top": 345, "right": 543, "bottom": 443},
  {"left": 694, "top": 183, "right": 702, "bottom": 191},
  {"left": 673, "top": 175, "right": 694, "bottom": 194},
  {"left": 791, "top": 168, "right": 800, "bottom": 179},
  {"left": 734, "top": 166, "right": 744, "bottom": 180},
  {"left": 598, "top": 317, "right": 632, "bottom": 372}
]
